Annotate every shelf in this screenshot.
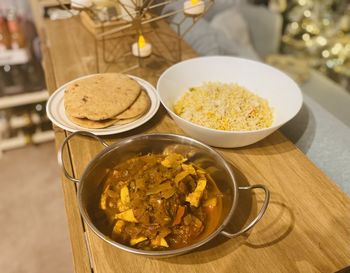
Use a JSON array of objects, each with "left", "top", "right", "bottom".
[
  {"left": 32, "top": 130, "right": 55, "bottom": 142},
  {"left": 0, "top": 130, "right": 55, "bottom": 153},
  {"left": 0, "top": 90, "right": 48, "bottom": 110},
  {"left": 0, "top": 48, "right": 31, "bottom": 66},
  {"left": 0, "top": 89, "right": 52, "bottom": 153},
  {"left": 5, "top": 112, "right": 47, "bottom": 129}
]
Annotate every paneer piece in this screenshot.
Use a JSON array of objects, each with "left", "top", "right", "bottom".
[
  {"left": 159, "top": 238, "right": 169, "bottom": 247},
  {"left": 174, "top": 164, "right": 196, "bottom": 184},
  {"left": 174, "top": 171, "right": 190, "bottom": 184},
  {"left": 186, "top": 191, "right": 202, "bottom": 208},
  {"left": 115, "top": 209, "right": 138, "bottom": 223},
  {"left": 117, "top": 200, "right": 129, "bottom": 212},
  {"left": 100, "top": 194, "right": 108, "bottom": 210},
  {"left": 195, "top": 177, "right": 207, "bottom": 191},
  {"left": 161, "top": 153, "right": 186, "bottom": 168},
  {"left": 120, "top": 185, "right": 130, "bottom": 205},
  {"left": 185, "top": 178, "right": 207, "bottom": 207},
  {"left": 100, "top": 184, "right": 110, "bottom": 210},
  {"left": 181, "top": 164, "right": 196, "bottom": 175},
  {"left": 112, "top": 220, "right": 125, "bottom": 234},
  {"left": 151, "top": 236, "right": 169, "bottom": 248},
  {"left": 130, "top": 236, "right": 148, "bottom": 246},
  {"left": 117, "top": 185, "right": 130, "bottom": 212}
]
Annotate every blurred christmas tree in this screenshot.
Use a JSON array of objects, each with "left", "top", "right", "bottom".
[{"left": 282, "top": 0, "right": 350, "bottom": 90}]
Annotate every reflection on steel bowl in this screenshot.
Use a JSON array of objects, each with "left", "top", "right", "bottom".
[{"left": 58, "top": 131, "right": 270, "bottom": 257}]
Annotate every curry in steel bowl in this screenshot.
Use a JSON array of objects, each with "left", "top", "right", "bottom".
[
  {"left": 59, "top": 132, "right": 269, "bottom": 256},
  {"left": 94, "top": 151, "right": 223, "bottom": 250}
]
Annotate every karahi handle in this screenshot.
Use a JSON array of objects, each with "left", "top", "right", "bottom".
[
  {"left": 221, "top": 184, "right": 270, "bottom": 238},
  {"left": 58, "top": 131, "right": 109, "bottom": 184}
]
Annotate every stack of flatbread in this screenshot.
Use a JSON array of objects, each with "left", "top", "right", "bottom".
[{"left": 64, "top": 73, "right": 151, "bottom": 129}]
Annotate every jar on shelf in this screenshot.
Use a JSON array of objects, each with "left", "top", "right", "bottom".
[
  {"left": 7, "top": 9, "right": 26, "bottom": 49},
  {"left": 0, "top": 11, "right": 11, "bottom": 50}
]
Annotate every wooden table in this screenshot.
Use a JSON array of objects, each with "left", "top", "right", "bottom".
[{"left": 36, "top": 15, "right": 350, "bottom": 273}]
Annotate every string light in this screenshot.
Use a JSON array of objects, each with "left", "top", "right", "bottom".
[
  {"left": 282, "top": 0, "right": 350, "bottom": 87},
  {"left": 304, "top": 10, "right": 311, "bottom": 17},
  {"left": 331, "top": 43, "right": 343, "bottom": 55},
  {"left": 322, "top": 50, "right": 330, "bottom": 58},
  {"left": 291, "top": 22, "right": 299, "bottom": 29},
  {"left": 322, "top": 19, "right": 330, "bottom": 26},
  {"left": 316, "top": 36, "right": 327, "bottom": 46},
  {"left": 302, "top": 33, "right": 311, "bottom": 41}
]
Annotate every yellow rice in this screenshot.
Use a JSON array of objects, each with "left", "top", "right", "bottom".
[{"left": 173, "top": 82, "right": 273, "bottom": 131}]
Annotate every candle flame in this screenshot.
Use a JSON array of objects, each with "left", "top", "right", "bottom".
[
  {"left": 191, "top": 0, "right": 198, "bottom": 5},
  {"left": 138, "top": 35, "right": 146, "bottom": 49}
]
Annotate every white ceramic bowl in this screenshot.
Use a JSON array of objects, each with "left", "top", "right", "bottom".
[{"left": 157, "top": 56, "right": 303, "bottom": 148}]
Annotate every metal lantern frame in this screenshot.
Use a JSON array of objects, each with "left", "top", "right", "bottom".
[{"left": 60, "top": 0, "right": 214, "bottom": 73}]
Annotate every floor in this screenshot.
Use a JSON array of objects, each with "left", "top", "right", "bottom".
[{"left": 0, "top": 142, "right": 74, "bottom": 273}]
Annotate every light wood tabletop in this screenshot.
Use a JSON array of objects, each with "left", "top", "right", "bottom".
[{"left": 34, "top": 14, "right": 349, "bottom": 273}]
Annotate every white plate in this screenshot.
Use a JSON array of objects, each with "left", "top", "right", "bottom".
[{"left": 46, "top": 74, "right": 160, "bottom": 135}]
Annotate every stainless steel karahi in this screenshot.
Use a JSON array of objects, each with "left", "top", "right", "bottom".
[{"left": 58, "top": 131, "right": 270, "bottom": 257}]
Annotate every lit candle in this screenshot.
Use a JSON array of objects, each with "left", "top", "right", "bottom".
[
  {"left": 184, "top": 0, "right": 205, "bottom": 16},
  {"left": 131, "top": 35, "right": 152, "bottom": 57}
]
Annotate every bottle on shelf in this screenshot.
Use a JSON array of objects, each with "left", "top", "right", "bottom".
[
  {"left": 0, "top": 10, "right": 11, "bottom": 51},
  {"left": 34, "top": 102, "right": 52, "bottom": 132},
  {"left": 0, "top": 110, "right": 9, "bottom": 138},
  {"left": 0, "top": 64, "right": 25, "bottom": 95},
  {"left": 24, "top": 61, "right": 46, "bottom": 92},
  {"left": 7, "top": 9, "right": 26, "bottom": 49}
]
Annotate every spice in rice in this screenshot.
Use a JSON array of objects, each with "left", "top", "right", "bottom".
[{"left": 173, "top": 82, "right": 273, "bottom": 131}]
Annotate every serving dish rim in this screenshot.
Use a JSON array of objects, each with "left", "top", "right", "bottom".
[{"left": 76, "top": 133, "right": 239, "bottom": 256}]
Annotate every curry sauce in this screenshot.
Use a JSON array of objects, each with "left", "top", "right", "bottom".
[{"left": 95, "top": 151, "right": 223, "bottom": 250}]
